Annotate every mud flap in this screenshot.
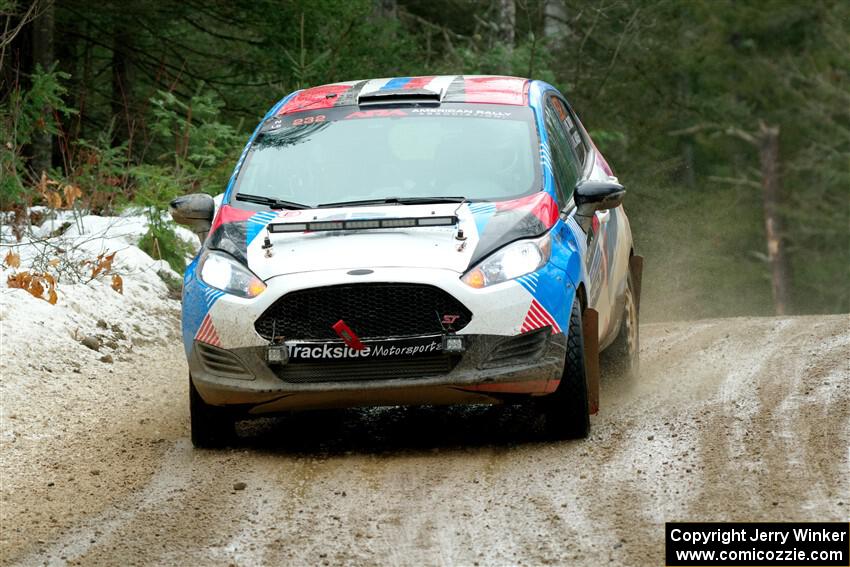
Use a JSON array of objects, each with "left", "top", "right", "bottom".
[
  {"left": 582, "top": 307, "right": 600, "bottom": 415},
  {"left": 629, "top": 255, "right": 644, "bottom": 315}
]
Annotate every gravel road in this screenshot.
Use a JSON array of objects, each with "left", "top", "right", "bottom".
[{"left": 1, "top": 314, "right": 848, "bottom": 566}]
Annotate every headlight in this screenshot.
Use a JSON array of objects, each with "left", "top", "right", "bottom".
[
  {"left": 462, "top": 233, "right": 551, "bottom": 288},
  {"left": 198, "top": 250, "right": 266, "bottom": 298}
]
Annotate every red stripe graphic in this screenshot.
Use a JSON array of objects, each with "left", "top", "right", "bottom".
[
  {"left": 494, "top": 191, "right": 559, "bottom": 228},
  {"left": 530, "top": 304, "right": 552, "bottom": 326},
  {"left": 537, "top": 306, "right": 559, "bottom": 330},
  {"left": 196, "top": 316, "right": 210, "bottom": 342},
  {"left": 195, "top": 314, "right": 221, "bottom": 347},
  {"left": 209, "top": 204, "right": 256, "bottom": 236},
  {"left": 277, "top": 83, "right": 354, "bottom": 115},
  {"left": 526, "top": 310, "right": 547, "bottom": 328},
  {"left": 521, "top": 299, "right": 561, "bottom": 334},
  {"left": 404, "top": 76, "right": 434, "bottom": 89},
  {"left": 198, "top": 318, "right": 208, "bottom": 341},
  {"left": 461, "top": 76, "right": 528, "bottom": 105}
]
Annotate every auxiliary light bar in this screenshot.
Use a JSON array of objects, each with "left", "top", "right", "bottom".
[{"left": 267, "top": 216, "right": 458, "bottom": 233}]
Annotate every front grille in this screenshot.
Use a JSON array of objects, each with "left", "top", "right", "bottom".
[
  {"left": 195, "top": 342, "right": 252, "bottom": 379},
  {"left": 275, "top": 356, "right": 457, "bottom": 383},
  {"left": 480, "top": 327, "right": 550, "bottom": 369},
  {"left": 255, "top": 283, "right": 472, "bottom": 340}
]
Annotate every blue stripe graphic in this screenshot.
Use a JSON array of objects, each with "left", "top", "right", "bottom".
[
  {"left": 382, "top": 77, "right": 412, "bottom": 90},
  {"left": 246, "top": 210, "right": 278, "bottom": 245},
  {"left": 468, "top": 202, "right": 497, "bottom": 235},
  {"left": 516, "top": 272, "right": 540, "bottom": 294},
  {"left": 181, "top": 262, "right": 225, "bottom": 355}
]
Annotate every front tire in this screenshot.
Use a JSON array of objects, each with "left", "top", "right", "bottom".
[
  {"left": 536, "top": 297, "right": 590, "bottom": 439},
  {"left": 190, "top": 377, "right": 236, "bottom": 448}
]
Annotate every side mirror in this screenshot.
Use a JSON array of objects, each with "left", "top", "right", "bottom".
[
  {"left": 170, "top": 193, "right": 215, "bottom": 241},
  {"left": 574, "top": 180, "right": 626, "bottom": 232}
]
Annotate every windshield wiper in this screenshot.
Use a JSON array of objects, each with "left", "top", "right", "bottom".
[
  {"left": 234, "top": 193, "right": 310, "bottom": 210},
  {"left": 317, "top": 196, "right": 466, "bottom": 208}
]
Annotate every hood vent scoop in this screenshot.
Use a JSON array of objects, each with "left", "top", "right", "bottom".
[{"left": 357, "top": 88, "right": 442, "bottom": 106}]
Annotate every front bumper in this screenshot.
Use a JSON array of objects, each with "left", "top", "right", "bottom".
[
  {"left": 190, "top": 330, "right": 567, "bottom": 414},
  {"left": 183, "top": 264, "right": 576, "bottom": 413}
]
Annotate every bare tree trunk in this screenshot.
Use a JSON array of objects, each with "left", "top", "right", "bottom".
[
  {"left": 496, "top": 0, "right": 516, "bottom": 47},
  {"left": 75, "top": 24, "right": 93, "bottom": 141},
  {"left": 544, "top": 0, "right": 567, "bottom": 47},
  {"left": 111, "top": 20, "right": 132, "bottom": 147},
  {"left": 758, "top": 123, "right": 792, "bottom": 315},
  {"left": 372, "top": 0, "right": 397, "bottom": 20},
  {"left": 30, "top": 0, "right": 54, "bottom": 176}
]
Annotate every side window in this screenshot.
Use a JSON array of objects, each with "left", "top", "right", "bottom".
[
  {"left": 544, "top": 98, "right": 581, "bottom": 205},
  {"left": 551, "top": 97, "right": 590, "bottom": 169}
]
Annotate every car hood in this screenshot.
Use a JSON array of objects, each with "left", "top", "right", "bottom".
[
  {"left": 205, "top": 192, "right": 559, "bottom": 281},
  {"left": 252, "top": 204, "right": 475, "bottom": 279}
]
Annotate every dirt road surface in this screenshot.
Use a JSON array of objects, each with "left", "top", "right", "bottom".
[{"left": 1, "top": 314, "right": 848, "bottom": 566}]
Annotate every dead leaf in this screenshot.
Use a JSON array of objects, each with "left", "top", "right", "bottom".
[
  {"left": 91, "top": 251, "right": 116, "bottom": 280},
  {"left": 7, "top": 271, "right": 30, "bottom": 289},
  {"left": 90, "top": 253, "right": 104, "bottom": 279},
  {"left": 102, "top": 252, "right": 116, "bottom": 272},
  {"left": 63, "top": 185, "right": 83, "bottom": 208},
  {"left": 44, "top": 273, "right": 57, "bottom": 303},
  {"left": 29, "top": 278, "right": 44, "bottom": 299},
  {"left": 111, "top": 274, "right": 123, "bottom": 294},
  {"left": 3, "top": 251, "right": 20, "bottom": 268},
  {"left": 36, "top": 171, "right": 48, "bottom": 197},
  {"left": 48, "top": 258, "right": 60, "bottom": 267},
  {"left": 7, "top": 270, "right": 59, "bottom": 304},
  {"left": 37, "top": 173, "right": 62, "bottom": 208},
  {"left": 46, "top": 191, "right": 62, "bottom": 209}
]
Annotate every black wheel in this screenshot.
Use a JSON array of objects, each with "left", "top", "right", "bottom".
[
  {"left": 190, "top": 377, "right": 236, "bottom": 448},
  {"left": 536, "top": 297, "right": 590, "bottom": 439},
  {"left": 605, "top": 272, "right": 640, "bottom": 379}
]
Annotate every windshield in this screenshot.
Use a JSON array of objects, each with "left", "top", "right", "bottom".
[{"left": 231, "top": 104, "right": 541, "bottom": 207}]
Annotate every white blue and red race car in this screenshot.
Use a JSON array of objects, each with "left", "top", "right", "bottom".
[{"left": 171, "top": 75, "right": 642, "bottom": 447}]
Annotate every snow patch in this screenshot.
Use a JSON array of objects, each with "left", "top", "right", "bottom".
[{"left": 0, "top": 210, "right": 195, "bottom": 404}]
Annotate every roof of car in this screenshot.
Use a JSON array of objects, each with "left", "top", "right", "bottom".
[{"left": 276, "top": 75, "right": 531, "bottom": 115}]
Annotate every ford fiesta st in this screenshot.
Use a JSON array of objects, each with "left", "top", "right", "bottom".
[{"left": 171, "top": 75, "right": 642, "bottom": 448}]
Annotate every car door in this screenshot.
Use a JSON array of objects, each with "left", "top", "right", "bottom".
[{"left": 544, "top": 95, "right": 618, "bottom": 339}]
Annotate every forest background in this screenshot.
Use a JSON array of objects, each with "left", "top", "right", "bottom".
[{"left": 2, "top": 0, "right": 848, "bottom": 320}]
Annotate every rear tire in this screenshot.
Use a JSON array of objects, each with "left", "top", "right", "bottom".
[
  {"left": 536, "top": 297, "right": 590, "bottom": 439},
  {"left": 190, "top": 378, "right": 236, "bottom": 448},
  {"left": 605, "top": 272, "right": 640, "bottom": 379}
]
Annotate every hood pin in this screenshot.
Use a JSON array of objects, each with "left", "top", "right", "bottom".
[
  {"left": 455, "top": 228, "right": 467, "bottom": 252},
  {"left": 262, "top": 232, "right": 274, "bottom": 258}
]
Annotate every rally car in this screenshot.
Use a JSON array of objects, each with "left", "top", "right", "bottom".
[{"left": 171, "top": 75, "right": 642, "bottom": 447}]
